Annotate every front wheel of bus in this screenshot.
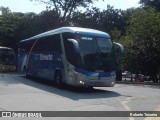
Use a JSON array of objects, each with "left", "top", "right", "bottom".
[{"left": 54, "top": 71, "right": 62, "bottom": 87}]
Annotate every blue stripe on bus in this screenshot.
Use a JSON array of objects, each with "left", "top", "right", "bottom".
[
  {"left": 76, "top": 31, "right": 110, "bottom": 38},
  {"left": 75, "top": 68, "right": 116, "bottom": 77}
]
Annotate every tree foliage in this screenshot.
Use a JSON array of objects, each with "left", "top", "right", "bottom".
[
  {"left": 71, "top": 5, "right": 127, "bottom": 37},
  {"left": 0, "top": 9, "right": 23, "bottom": 49},
  {"left": 30, "top": 0, "right": 99, "bottom": 24},
  {"left": 0, "top": 6, "right": 10, "bottom": 15},
  {"left": 122, "top": 8, "right": 160, "bottom": 82},
  {"left": 140, "top": 0, "right": 160, "bottom": 11},
  {"left": 0, "top": 8, "right": 62, "bottom": 49}
]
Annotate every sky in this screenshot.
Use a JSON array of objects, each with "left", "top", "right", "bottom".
[{"left": 0, "top": 0, "right": 141, "bottom": 14}]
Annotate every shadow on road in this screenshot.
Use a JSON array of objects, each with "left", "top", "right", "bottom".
[{"left": 0, "top": 73, "right": 121, "bottom": 100}]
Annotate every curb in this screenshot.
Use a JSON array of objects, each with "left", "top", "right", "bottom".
[{"left": 116, "top": 81, "right": 160, "bottom": 85}]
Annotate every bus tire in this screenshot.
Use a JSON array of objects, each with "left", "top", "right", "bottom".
[{"left": 54, "top": 70, "right": 62, "bottom": 87}]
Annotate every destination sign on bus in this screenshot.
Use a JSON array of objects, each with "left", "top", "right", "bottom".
[{"left": 81, "top": 37, "right": 93, "bottom": 40}]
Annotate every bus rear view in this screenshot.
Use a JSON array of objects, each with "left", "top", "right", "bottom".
[
  {"left": 18, "top": 27, "right": 124, "bottom": 88},
  {"left": 0, "top": 46, "right": 16, "bottom": 72}
]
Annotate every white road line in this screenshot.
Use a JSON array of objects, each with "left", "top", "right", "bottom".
[
  {"left": 121, "top": 97, "right": 135, "bottom": 120},
  {"left": 144, "top": 105, "right": 160, "bottom": 120}
]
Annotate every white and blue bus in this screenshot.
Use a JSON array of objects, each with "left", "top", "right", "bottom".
[{"left": 18, "top": 27, "right": 124, "bottom": 87}]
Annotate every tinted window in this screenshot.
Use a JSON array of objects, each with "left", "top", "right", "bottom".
[
  {"left": 19, "top": 39, "right": 35, "bottom": 52},
  {"left": 63, "top": 33, "right": 77, "bottom": 65},
  {"left": 32, "top": 34, "right": 62, "bottom": 53}
]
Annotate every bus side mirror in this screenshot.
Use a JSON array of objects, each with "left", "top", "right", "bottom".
[
  {"left": 113, "top": 42, "right": 124, "bottom": 56},
  {"left": 67, "top": 39, "right": 79, "bottom": 53}
]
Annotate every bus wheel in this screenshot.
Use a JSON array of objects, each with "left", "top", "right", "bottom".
[{"left": 54, "top": 71, "right": 62, "bottom": 87}]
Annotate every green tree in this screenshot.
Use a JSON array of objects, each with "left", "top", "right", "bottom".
[
  {"left": 19, "top": 10, "right": 61, "bottom": 39},
  {"left": 0, "top": 6, "right": 10, "bottom": 15},
  {"left": 122, "top": 8, "right": 160, "bottom": 82},
  {"left": 71, "top": 7, "right": 103, "bottom": 29},
  {"left": 0, "top": 8, "right": 62, "bottom": 50},
  {"left": 140, "top": 0, "right": 160, "bottom": 11},
  {"left": 0, "top": 12, "right": 23, "bottom": 49},
  {"left": 72, "top": 5, "right": 126, "bottom": 35},
  {"left": 31, "top": 0, "right": 99, "bottom": 25}
]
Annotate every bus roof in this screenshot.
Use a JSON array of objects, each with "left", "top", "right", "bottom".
[
  {"left": 0, "top": 46, "right": 13, "bottom": 50},
  {"left": 21, "top": 27, "right": 110, "bottom": 42}
]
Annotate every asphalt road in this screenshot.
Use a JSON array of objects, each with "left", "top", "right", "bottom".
[{"left": 0, "top": 73, "right": 160, "bottom": 120}]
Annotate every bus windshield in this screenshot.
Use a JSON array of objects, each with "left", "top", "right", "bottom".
[{"left": 74, "top": 35, "right": 115, "bottom": 72}]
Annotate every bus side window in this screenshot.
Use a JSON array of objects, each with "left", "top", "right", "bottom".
[
  {"left": 32, "top": 38, "right": 45, "bottom": 52},
  {"left": 32, "top": 34, "right": 62, "bottom": 53},
  {"left": 63, "top": 33, "right": 77, "bottom": 65},
  {"left": 48, "top": 34, "right": 62, "bottom": 53},
  {"left": 19, "top": 40, "right": 35, "bottom": 53}
]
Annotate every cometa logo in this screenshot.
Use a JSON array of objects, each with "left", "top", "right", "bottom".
[{"left": 40, "top": 53, "right": 53, "bottom": 61}]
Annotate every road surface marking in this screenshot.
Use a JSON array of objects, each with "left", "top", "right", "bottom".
[
  {"left": 144, "top": 105, "right": 160, "bottom": 120},
  {"left": 121, "top": 97, "right": 135, "bottom": 120}
]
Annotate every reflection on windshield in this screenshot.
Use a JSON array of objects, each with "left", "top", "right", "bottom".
[
  {"left": 79, "top": 38, "right": 97, "bottom": 57},
  {"left": 97, "top": 38, "right": 112, "bottom": 53}
]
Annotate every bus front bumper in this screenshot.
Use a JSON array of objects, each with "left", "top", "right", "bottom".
[{"left": 68, "top": 73, "right": 116, "bottom": 87}]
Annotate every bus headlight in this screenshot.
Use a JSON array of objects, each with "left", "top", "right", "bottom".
[
  {"left": 68, "top": 67, "right": 84, "bottom": 84},
  {"left": 79, "top": 80, "right": 84, "bottom": 85},
  {"left": 68, "top": 68, "right": 79, "bottom": 79}
]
